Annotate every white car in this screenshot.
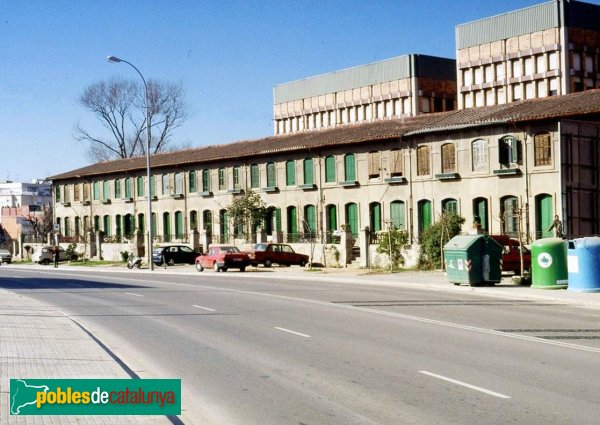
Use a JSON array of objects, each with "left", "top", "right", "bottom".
[{"left": 32, "top": 246, "right": 77, "bottom": 265}]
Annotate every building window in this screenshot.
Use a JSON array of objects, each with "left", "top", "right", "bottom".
[
  {"left": 472, "top": 139, "right": 488, "bottom": 171},
  {"left": 189, "top": 171, "right": 196, "bottom": 193},
  {"left": 512, "top": 84, "right": 522, "bottom": 101},
  {"left": 124, "top": 179, "right": 131, "bottom": 199},
  {"left": 202, "top": 169, "right": 210, "bottom": 192},
  {"left": 536, "top": 55, "right": 546, "bottom": 73},
  {"left": 114, "top": 179, "right": 121, "bottom": 199},
  {"left": 345, "top": 202, "right": 359, "bottom": 237},
  {"left": 287, "top": 206, "right": 298, "bottom": 241},
  {"left": 496, "top": 63, "right": 504, "bottom": 80},
  {"left": 344, "top": 153, "right": 356, "bottom": 182},
  {"left": 149, "top": 176, "right": 155, "bottom": 197},
  {"left": 549, "top": 52, "right": 559, "bottom": 70},
  {"left": 417, "top": 146, "right": 430, "bottom": 176},
  {"left": 369, "top": 202, "right": 382, "bottom": 232},
  {"left": 174, "top": 172, "right": 183, "bottom": 195},
  {"left": 103, "top": 215, "right": 111, "bottom": 236},
  {"left": 218, "top": 168, "right": 226, "bottom": 191},
  {"left": 303, "top": 205, "right": 317, "bottom": 237},
  {"left": 418, "top": 199, "right": 432, "bottom": 237},
  {"left": 524, "top": 57, "right": 534, "bottom": 76},
  {"left": 93, "top": 181, "right": 101, "bottom": 200},
  {"left": 441, "top": 143, "right": 456, "bottom": 173},
  {"left": 162, "top": 174, "right": 170, "bottom": 195},
  {"left": 175, "top": 211, "right": 184, "bottom": 239},
  {"left": 250, "top": 164, "right": 260, "bottom": 188},
  {"left": 442, "top": 198, "right": 458, "bottom": 215},
  {"left": 390, "top": 149, "right": 403, "bottom": 176},
  {"left": 285, "top": 160, "right": 296, "bottom": 186},
  {"left": 485, "top": 65, "right": 494, "bottom": 83},
  {"left": 103, "top": 180, "right": 110, "bottom": 201},
  {"left": 303, "top": 158, "right": 314, "bottom": 185},
  {"left": 203, "top": 210, "right": 212, "bottom": 233},
  {"left": 501, "top": 196, "right": 519, "bottom": 237},
  {"left": 266, "top": 162, "right": 276, "bottom": 188},
  {"left": 499, "top": 136, "right": 521, "bottom": 166},
  {"left": 512, "top": 59, "right": 521, "bottom": 77},
  {"left": 232, "top": 166, "right": 241, "bottom": 190},
  {"left": 55, "top": 185, "right": 61, "bottom": 203},
  {"left": 534, "top": 133, "right": 552, "bottom": 166},
  {"left": 74, "top": 183, "right": 80, "bottom": 202},
  {"left": 189, "top": 210, "right": 198, "bottom": 231},
  {"left": 136, "top": 177, "right": 144, "bottom": 197},
  {"left": 473, "top": 197, "right": 488, "bottom": 232},
  {"left": 368, "top": 151, "right": 380, "bottom": 178},
  {"left": 549, "top": 78, "right": 559, "bottom": 96},
  {"left": 325, "top": 155, "right": 336, "bottom": 183}
]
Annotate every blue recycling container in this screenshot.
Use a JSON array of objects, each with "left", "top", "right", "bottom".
[{"left": 567, "top": 237, "right": 600, "bottom": 292}]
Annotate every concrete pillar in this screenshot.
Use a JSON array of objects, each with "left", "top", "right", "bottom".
[
  {"left": 200, "top": 231, "right": 211, "bottom": 254},
  {"left": 87, "top": 231, "right": 96, "bottom": 259},
  {"left": 134, "top": 230, "right": 144, "bottom": 257},
  {"left": 95, "top": 232, "right": 103, "bottom": 260},
  {"left": 272, "top": 231, "right": 283, "bottom": 243},
  {"left": 340, "top": 228, "right": 353, "bottom": 265},
  {"left": 257, "top": 229, "right": 267, "bottom": 244},
  {"left": 190, "top": 229, "right": 200, "bottom": 252},
  {"left": 359, "top": 227, "right": 370, "bottom": 268}
]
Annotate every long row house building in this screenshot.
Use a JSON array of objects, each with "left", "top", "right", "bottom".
[{"left": 49, "top": 0, "right": 600, "bottom": 264}]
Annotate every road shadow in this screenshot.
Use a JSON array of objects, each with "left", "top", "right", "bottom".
[{"left": 0, "top": 277, "right": 151, "bottom": 290}]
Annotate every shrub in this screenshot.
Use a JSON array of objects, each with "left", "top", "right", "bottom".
[
  {"left": 376, "top": 229, "right": 410, "bottom": 270},
  {"left": 417, "top": 213, "right": 465, "bottom": 270}
]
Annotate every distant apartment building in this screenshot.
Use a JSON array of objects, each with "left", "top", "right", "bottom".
[
  {"left": 273, "top": 54, "right": 456, "bottom": 135},
  {"left": 0, "top": 180, "right": 51, "bottom": 219},
  {"left": 456, "top": 0, "right": 600, "bottom": 109}
]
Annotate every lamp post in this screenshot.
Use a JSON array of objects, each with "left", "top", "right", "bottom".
[{"left": 107, "top": 55, "right": 154, "bottom": 270}]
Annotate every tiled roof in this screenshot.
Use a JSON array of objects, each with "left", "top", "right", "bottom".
[{"left": 49, "top": 89, "right": 600, "bottom": 181}]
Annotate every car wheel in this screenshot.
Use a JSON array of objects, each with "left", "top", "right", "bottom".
[
  {"left": 195, "top": 262, "right": 204, "bottom": 272},
  {"left": 167, "top": 258, "right": 175, "bottom": 266},
  {"left": 41, "top": 259, "right": 50, "bottom": 265},
  {"left": 214, "top": 262, "right": 220, "bottom": 272},
  {"left": 299, "top": 259, "right": 307, "bottom": 267},
  {"left": 222, "top": 267, "right": 228, "bottom": 272},
  {"left": 250, "top": 262, "right": 258, "bottom": 267},
  {"left": 264, "top": 259, "right": 272, "bottom": 268},
  {"left": 239, "top": 266, "right": 246, "bottom": 272}
]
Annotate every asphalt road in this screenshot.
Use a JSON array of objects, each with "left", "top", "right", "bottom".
[{"left": 2, "top": 267, "right": 600, "bottom": 425}]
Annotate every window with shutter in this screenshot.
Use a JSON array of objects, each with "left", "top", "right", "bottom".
[
  {"left": 441, "top": 144, "right": 456, "bottom": 173},
  {"left": 417, "top": 146, "right": 430, "bottom": 176},
  {"left": 368, "top": 151, "right": 380, "bottom": 178},
  {"left": 534, "top": 133, "right": 552, "bottom": 166},
  {"left": 390, "top": 149, "right": 403, "bottom": 176},
  {"left": 325, "top": 156, "right": 336, "bottom": 183}
]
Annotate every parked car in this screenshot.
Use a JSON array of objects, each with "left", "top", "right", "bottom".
[
  {"left": 32, "top": 246, "right": 77, "bottom": 265},
  {"left": 0, "top": 248, "right": 12, "bottom": 263},
  {"left": 245, "top": 243, "right": 309, "bottom": 267},
  {"left": 490, "top": 235, "right": 531, "bottom": 274},
  {"left": 195, "top": 245, "right": 251, "bottom": 272},
  {"left": 152, "top": 245, "right": 200, "bottom": 266}
]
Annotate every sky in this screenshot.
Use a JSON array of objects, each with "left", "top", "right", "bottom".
[{"left": 2, "top": 0, "right": 593, "bottom": 182}]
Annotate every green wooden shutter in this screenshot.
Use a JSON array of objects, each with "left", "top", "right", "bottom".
[
  {"left": 327, "top": 205, "right": 337, "bottom": 231},
  {"left": 267, "top": 163, "right": 276, "bottom": 187},
  {"left": 419, "top": 200, "right": 432, "bottom": 235},
  {"left": 346, "top": 203, "right": 358, "bottom": 237},
  {"left": 251, "top": 164, "right": 259, "bottom": 188},
  {"left": 370, "top": 203, "right": 381, "bottom": 232},
  {"left": 390, "top": 201, "right": 405, "bottom": 230},
  {"left": 304, "top": 205, "right": 316, "bottom": 233},
  {"left": 286, "top": 161, "right": 296, "bottom": 186},
  {"left": 325, "top": 156, "right": 336, "bottom": 183},
  {"left": 303, "top": 158, "right": 314, "bottom": 185},
  {"left": 536, "top": 194, "right": 554, "bottom": 238},
  {"left": 344, "top": 154, "right": 356, "bottom": 181},
  {"left": 189, "top": 171, "right": 196, "bottom": 193},
  {"left": 175, "top": 211, "right": 184, "bottom": 239},
  {"left": 275, "top": 208, "right": 282, "bottom": 232}
]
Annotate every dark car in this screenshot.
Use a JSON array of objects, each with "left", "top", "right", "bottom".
[
  {"left": 152, "top": 245, "right": 200, "bottom": 266},
  {"left": 490, "top": 235, "right": 531, "bottom": 274},
  {"left": 245, "top": 243, "right": 309, "bottom": 267},
  {"left": 195, "top": 245, "right": 251, "bottom": 272}
]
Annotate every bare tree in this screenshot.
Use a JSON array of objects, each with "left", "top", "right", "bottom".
[
  {"left": 74, "top": 77, "right": 187, "bottom": 161},
  {"left": 23, "top": 206, "right": 53, "bottom": 238}
]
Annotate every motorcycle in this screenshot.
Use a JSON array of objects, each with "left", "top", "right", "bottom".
[{"left": 127, "top": 254, "right": 143, "bottom": 269}]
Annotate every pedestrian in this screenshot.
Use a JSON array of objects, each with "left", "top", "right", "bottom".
[
  {"left": 53, "top": 246, "right": 60, "bottom": 268},
  {"left": 547, "top": 215, "right": 564, "bottom": 238}
]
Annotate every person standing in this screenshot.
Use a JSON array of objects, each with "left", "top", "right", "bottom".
[
  {"left": 53, "top": 246, "right": 60, "bottom": 268},
  {"left": 547, "top": 215, "right": 564, "bottom": 238}
]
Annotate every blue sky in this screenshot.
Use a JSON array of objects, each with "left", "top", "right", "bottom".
[{"left": 1, "top": 0, "right": 590, "bottom": 181}]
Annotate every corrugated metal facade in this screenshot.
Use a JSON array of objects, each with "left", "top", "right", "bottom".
[
  {"left": 456, "top": 1, "right": 560, "bottom": 49},
  {"left": 273, "top": 54, "right": 455, "bottom": 104},
  {"left": 273, "top": 55, "right": 412, "bottom": 104}
]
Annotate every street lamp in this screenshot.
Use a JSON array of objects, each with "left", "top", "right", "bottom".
[{"left": 107, "top": 55, "right": 154, "bottom": 270}]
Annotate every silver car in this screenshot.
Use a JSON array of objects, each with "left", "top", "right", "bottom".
[{"left": 0, "top": 249, "right": 12, "bottom": 263}]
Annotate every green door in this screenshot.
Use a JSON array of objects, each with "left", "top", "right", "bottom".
[
  {"left": 327, "top": 205, "right": 337, "bottom": 232},
  {"left": 220, "top": 210, "right": 229, "bottom": 241},
  {"left": 287, "top": 206, "right": 298, "bottom": 240},
  {"left": 473, "top": 198, "right": 488, "bottom": 232},
  {"left": 390, "top": 201, "right": 405, "bottom": 230},
  {"left": 418, "top": 200, "right": 432, "bottom": 236},
  {"left": 536, "top": 194, "right": 554, "bottom": 238},
  {"left": 175, "top": 211, "right": 184, "bottom": 239},
  {"left": 163, "top": 212, "right": 171, "bottom": 242},
  {"left": 345, "top": 203, "right": 358, "bottom": 237},
  {"left": 370, "top": 202, "right": 381, "bottom": 232},
  {"left": 304, "top": 205, "right": 316, "bottom": 234}
]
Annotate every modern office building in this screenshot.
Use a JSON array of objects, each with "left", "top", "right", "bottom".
[
  {"left": 273, "top": 54, "right": 456, "bottom": 135},
  {"left": 456, "top": 0, "right": 600, "bottom": 109}
]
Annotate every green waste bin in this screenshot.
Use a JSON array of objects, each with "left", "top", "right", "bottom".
[
  {"left": 444, "top": 235, "right": 503, "bottom": 286},
  {"left": 531, "top": 238, "right": 568, "bottom": 289}
]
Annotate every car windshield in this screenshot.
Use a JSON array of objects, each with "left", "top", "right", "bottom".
[{"left": 254, "top": 244, "right": 268, "bottom": 251}]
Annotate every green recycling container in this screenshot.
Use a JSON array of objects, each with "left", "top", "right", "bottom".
[
  {"left": 531, "top": 238, "right": 568, "bottom": 289},
  {"left": 443, "top": 235, "right": 503, "bottom": 286}
]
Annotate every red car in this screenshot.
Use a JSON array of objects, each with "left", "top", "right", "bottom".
[
  {"left": 245, "top": 243, "right": 309, "bottom": 268},
  {"left": 195, "top": 245, "right": 251, "bottom": 272},
  {"left": 490, "top": 235, "right": 531, "bottom": 274}
]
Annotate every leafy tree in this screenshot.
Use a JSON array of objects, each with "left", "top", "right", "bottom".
[
  {"left": 418, "top": 212, "right": 465, "bottom": 270},
  {"left": 74, "top": 77, "right": 187, "bottom": 162},
  {"left": 227, "top": 190, "right": 266, "bottom": 242},
  {"left": 376, "top": 228, "right": 410, "bottom": 271}
]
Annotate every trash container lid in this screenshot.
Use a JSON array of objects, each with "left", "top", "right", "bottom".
[{"left": 444, "top": 234, "right": 496, "bottom": 250}]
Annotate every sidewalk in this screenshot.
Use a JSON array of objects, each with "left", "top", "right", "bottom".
[{"left": 0, "top": 284, "right": 171, "bottom": 424}]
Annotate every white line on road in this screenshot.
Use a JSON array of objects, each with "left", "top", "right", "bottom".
[
  {"left": 192, "top": 305, "right": 216, "bottom": 312},
  {"left": 124, "top": 292, "right": 143, "bottom": 297},
  {"left": 419, "top": 370, "right": 511, "bottom": 399},
  {"left": 274, "top": 327, "right": 311, "bottom": 338}
]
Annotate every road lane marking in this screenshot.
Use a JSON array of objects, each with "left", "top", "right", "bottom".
[
  {"left": 124, "top": 292, "right": 143, "bottom": 297},
  {"left": 274, "top": 327, "right": 311, "bottom": 338},
  {"left": 192, "top": 305, "right": 216, "bottom": 312},
  {"left": 419, "top": 371, "right": 511, "bottom": 399}
]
